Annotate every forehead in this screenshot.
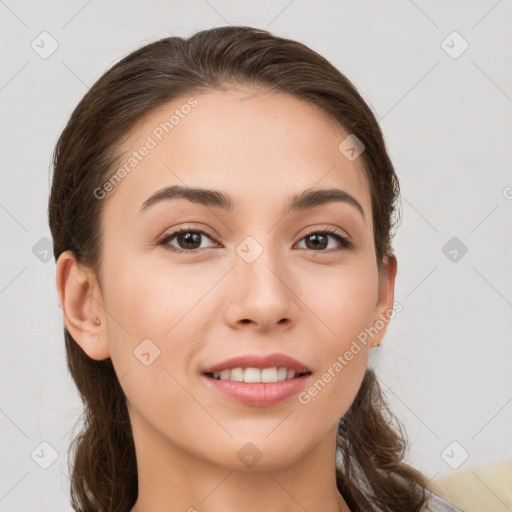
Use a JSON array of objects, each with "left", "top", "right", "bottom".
[{"left": 102, "top": 89, "right": 371, "bottom": 222}]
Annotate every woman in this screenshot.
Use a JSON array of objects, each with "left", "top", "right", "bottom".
[{"left": 49, "top": 25, "right": 461, "bottom": 512}]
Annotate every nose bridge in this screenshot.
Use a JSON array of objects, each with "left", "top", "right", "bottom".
[
  {"left": 227, "top": 232, "right": 297, "bottom": 326},
  {"left": 236, "top": 233, "right": 289, "bottom": 295}
]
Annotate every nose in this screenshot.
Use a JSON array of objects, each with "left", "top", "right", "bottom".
[{"left": 223, "top": 244, "right": 299, "bottom": 332}]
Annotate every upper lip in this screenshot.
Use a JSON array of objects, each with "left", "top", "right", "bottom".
[{"left": 202, "top": 352, "right": 311, "bottom": 374}]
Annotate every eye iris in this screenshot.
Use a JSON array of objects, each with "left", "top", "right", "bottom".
[
  {"left": 305, "top": 233, "right": 327, "bottom": 250},
  {"left": 178, "top": 231, "right": 201, "bottom": 249}
]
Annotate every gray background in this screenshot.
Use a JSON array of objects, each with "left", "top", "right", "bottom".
[{"left": 1, "top": 1, "right": 511, "bottom": 510}]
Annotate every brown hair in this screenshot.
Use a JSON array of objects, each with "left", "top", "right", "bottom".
[{"left": 49, "top": 25, "right": 431, "bottom": 511}]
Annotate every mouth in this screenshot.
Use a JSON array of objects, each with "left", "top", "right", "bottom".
[
  {"left": 200, "top": 369, "right": 313, "bottom": 407},
  {"left": 200, "top": 352, "right": 312, "bottom": 382}
]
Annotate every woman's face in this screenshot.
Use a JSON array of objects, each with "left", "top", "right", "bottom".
[{"left": 77, "top": 88, "right": 396, "bottom": 471}]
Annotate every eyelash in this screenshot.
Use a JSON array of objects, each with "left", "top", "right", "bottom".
[{"left": 158, "top": 226, "right": 353, "bottom": 254}]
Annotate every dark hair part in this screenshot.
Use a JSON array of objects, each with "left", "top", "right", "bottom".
[{"left": 49, "top": 26, "right": 430, "bottom": 512}]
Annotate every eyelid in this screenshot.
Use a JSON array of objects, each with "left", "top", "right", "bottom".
[
  {"left": 158, "top": 224, "right": 219, "bottom": 247},
  {"left": 300, "top": 225, "right": 350, "bottom": 240},
  {"left": 298, "top": 225, "right": 353, "bottom": 250}
]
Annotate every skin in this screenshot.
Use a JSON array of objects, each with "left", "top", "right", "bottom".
[{"left": 56, "top": 88, "right": 397, "bottom": 512}]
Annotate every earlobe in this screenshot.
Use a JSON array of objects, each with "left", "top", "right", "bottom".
[{"left": 55, "top": 250, "right": 111, "bottom": 360}]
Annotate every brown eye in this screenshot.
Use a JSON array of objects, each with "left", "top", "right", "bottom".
[
  {"left": 304, "top": 233, "right": 328, "bottom": 250},
  {"left": 175, "top": 231, "right": 202, "bottom": 250},
  {"left": 160, "top": 229, "right": 218, "bottom": 253},
  {"left": 297, "top": 229, "right": 352, "bottom": 251}
]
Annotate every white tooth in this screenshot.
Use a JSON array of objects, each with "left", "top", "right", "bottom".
[
  {"left": 213, "top": 367, "right": 298, "bottom": 382},
  {"left": 261, "top": 367, "right": 278, "bottom": 383},
  {"left": 219, "top": 369, "right": 231, "bottom": 381},
  {"left": 277, "top": 367, "right": 288, "bottom": 381},
  {"left": 230, "top": 367, "right": 244, "bottom": 381},
  {"left": 243, "top": 367, "right": 261, "bottom": 383}
]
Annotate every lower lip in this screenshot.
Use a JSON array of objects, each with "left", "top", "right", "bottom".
[{"left": 200, "top": 373, "right": 311, "bottom": 407}]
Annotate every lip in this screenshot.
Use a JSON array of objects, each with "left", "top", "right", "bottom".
[
  {"left": 201, "top": 352, "right": 311, "bottom": 374},
  {"left": 200, "top": 372, "right": 312, "bottom": 407}
]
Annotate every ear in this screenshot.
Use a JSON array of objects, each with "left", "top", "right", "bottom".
[
  {"left": 370, "top": 254, "right": 398, "bottom": 346},
  {"left": 55, "top": 250, "right": 110, "bottom": 360}
]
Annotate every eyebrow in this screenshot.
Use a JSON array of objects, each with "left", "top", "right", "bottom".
[{"left": 139, "top": 185, "right": 365, "bottom": 221}]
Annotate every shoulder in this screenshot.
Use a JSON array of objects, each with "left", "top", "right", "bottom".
[{"left": 421, "top": 489, "right": 463, "bottom": 512}]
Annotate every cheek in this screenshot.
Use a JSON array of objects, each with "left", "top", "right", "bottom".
[
  {"left": 104, "top": 254, "right": 206, "bottom": 337},
  {"left": 296, "top": 263, "right": 378, "bottom": 405},
  {"left": 300, "top": 262, "right": 379, "bottom": 346},
  {"left": 100, "top": 257, "right": 207, "bottom": 434},
  {"left": 101, "top": 254, "right": 215, "bottom": 376}
]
